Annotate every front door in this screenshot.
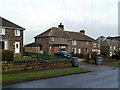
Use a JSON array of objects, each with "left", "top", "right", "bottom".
[
  {"left": 15, "top": 42, "right": 20, "bottom": 53},
  {"left": 51, "top": 46, "right": 55, "bottom": 56}
]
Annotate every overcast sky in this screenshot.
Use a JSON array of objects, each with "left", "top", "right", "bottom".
[{"left": 0, "top": 0, "right": 119, "bottom": 45}]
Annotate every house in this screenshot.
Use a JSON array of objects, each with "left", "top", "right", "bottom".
[
  {"left": 25, "top": 23, "right": 100, "bottom": 55},
  {"left": 100, "top": 39, "right": 120, "bottom": 57},
  {"left": 0, "top": 17, "right": 25, "bottom": 57},
  {"left": 96, "top": 36, "right": 106, "bottom": 43},
  {"left": 107, "top": 36, "right": 120, "bottom": 41}
]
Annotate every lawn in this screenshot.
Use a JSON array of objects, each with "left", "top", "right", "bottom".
[
  {"left": 14, "top": 56, "right": 33, "bottom": 61},
  {"left": 103, "top": 60, "right": 120, "bottom": 67},
  {"left": 2, "top": 67, "right": 88, "bottom": 84}
]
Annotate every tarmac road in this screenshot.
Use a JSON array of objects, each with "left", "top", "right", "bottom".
[{"left": 3, "top": 66, "right": 118, "bottom": 88}]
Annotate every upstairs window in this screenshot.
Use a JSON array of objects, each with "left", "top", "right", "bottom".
[
  {"left": 93, "top": 43, "right": 96, "bottom": 48},
  {"left": 60, "top": 38, "right": 64, "bottom": 43},
  {"left": 0, "top": 28, "right": 5, "bottom": 35},
  {"left": 110, "top": 46, "right": 112, "bottom": 50},
  {"left": 72, "top": 40, "right": 77, "bottom": 45},
  {"left": 98, "top": 44, "right": 100, "bottom": 48},
  {"left": 15, "top": 30, "right": 20, "bottom": 36},
  {"left": 51, "top": 37, "right": 55, "bottom": 42}
]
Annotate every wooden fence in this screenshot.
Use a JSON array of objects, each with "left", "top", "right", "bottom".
[{"left": 2, "top": 60, "right": 71, "bottom": 73}]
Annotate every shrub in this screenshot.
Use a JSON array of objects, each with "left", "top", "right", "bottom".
[
  {"left": 31, "top": 55, "right": 37, "bottom": 59},
  {"left": 2, "top": 50, "right": 14, "bottom": 62},
  {"left": 91, "top": 52, "right": 97, "bottom": 60},
  {"left": 78, "top": 53, "right": 84, "bottom": 58}
]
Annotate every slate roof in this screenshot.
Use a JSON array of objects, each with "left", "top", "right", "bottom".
[
  {"left": 101, "top": 39, "right": 119, "bottom": 47},
  {"left": 0, "top": 16, "right": 25, "bottom": 30},
  {"left": 65, "top": 31, "right": 98, "bottom": 42},
  {"left": 35, "top": 27, "right": 98, "bottom": 43},
  {"left": 35, "top": 27, "right": 69, "bottom": 38}
]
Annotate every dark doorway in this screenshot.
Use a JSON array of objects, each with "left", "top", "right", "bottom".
[{"left": 0, "top": 41, "right": 4, "bottom": 49}]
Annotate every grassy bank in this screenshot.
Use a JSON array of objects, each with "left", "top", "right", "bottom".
[
  {"left": 2, "top": 67, "right": 88, "bottom": 84},
  {"left": 103, "top": 60, "right": 120, "bottom": 67}
]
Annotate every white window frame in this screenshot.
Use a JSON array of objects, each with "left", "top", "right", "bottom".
[
  {"left": 72, "top": 40, "right": 77, "bottom": 45},
  {"left": 110, "top": 52, "right": 112, "bottom": 56},
  {"left": 86, "top": 42, "right": 89, "bottom": 45},
  {"left": 110, "top": 46, "right": 112, "bottom": 50},
  {"left": 15, "top": 29, "right": 20, "bottom": 36},
  {"left": 113, "top": 46, "right": 116, "bottom": 50},
  {"left": 78, "top": 48, "right": 81, "bottom": 54},
  {"left": 74, "top": 48, "right": 77, "bottom": 54},
  {"left": 98, "top": 50, "right": 100, "bottom": 54},
  {"left": 93, "top": 43, "right": 96, "bottom": 48},
  {"left": 51, "top": 37, "right": 55, "bottom": 42},
  {"left": 0, "top": 27, "right": 5, "bottom": 35},
  {"left": 4, "top": 41, "right": 8, "bottom": 50},
  {"left": 98, "top": 44, "right": 100, "bottom": 48},
  {"left": 60, "top": 38, "right": 64, "bottom": 43}
]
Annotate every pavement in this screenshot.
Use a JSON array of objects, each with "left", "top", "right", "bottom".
[
  {"left": 79, "top": 61, "right": 117, "bottom": 71},
  {"left": 2, "top": 61, "right": 119, "bottom": 88}
]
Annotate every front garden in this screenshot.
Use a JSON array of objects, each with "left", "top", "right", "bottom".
[{"left": 1, "top": 50, "right": 89, "bottom": 85}]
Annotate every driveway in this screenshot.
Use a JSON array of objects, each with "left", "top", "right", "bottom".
[{"left": 3, "top": 63, "right": 119, "bottom": 88}]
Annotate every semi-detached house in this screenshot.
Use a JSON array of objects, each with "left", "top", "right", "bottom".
[
  {"left": 25, "top": 23, "right": 100, "bottom": 55},
  {"left": 0, "top": 17, "right": 25, "bottom": 57}
]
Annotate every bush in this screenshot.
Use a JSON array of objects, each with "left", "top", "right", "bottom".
[
  {"left": 31, "top": 55, "right": 37, "bottom": 60},
  {"left": 2, "top": 50, "right": 14, "bottom": 62}
]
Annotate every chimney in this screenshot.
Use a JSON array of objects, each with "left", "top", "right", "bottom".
[
  {"left": 58, "top": 23, "right": 64, "bottom": 30},
  {"left": 80, "top": 30, "right": 85, "bottom": 35}
]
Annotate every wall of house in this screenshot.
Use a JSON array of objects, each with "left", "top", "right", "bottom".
[
  {"left": 35, "top": 37, "right": 49, "bottom": 54},
  {"left": 69, "top": 41, "right": 92, "bottom": 54},
  {"left": 1, "top": 28, "right": 23, "bottom": 56},
  {"left": 25, "top": 47, "right": 43, "bottom": 54},
  {"left": 100, "top": 46, "right": 110, "bottom": 57}
]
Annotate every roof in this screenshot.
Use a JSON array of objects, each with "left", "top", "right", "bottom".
[
  {"left": 25, "top": 42, "right": 42, "bottom": 47},
  {"left": 35, "top": 27, "right": 98, "bottom": 43},
  {"left": 35, "top": 27, "right": 69, "bottom": 38},
  {"left": 0, "top": 16, "right": 25, "bottom": 30},
  {"left": 101, "top": 39, "right": 119, "bottom": 47},
  {"left": 65, "top": 31, "right": 98, "bottom": 42}
]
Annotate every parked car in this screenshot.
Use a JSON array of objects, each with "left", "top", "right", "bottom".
[{"left": 54, "top": 50, "right": 71, "bottom": 58}]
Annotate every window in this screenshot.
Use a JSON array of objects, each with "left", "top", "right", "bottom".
[
  {"left": 86, "top": 42, "right": 89, "bottom": 45},
  {"left": 110, "top": 52, "right": 112, "bottom": 56},
  {"left": 93, "top": 43, "right": 96, "bottom": 48},
  {"left": 113, "top": 46, "right": 116, "bottom": 50},
  {"left": 15, "top": 30, "right": 20, "bottom": 36},
  {"left": 98, "top": 50, "right": 100, "bottom": 54},
  {"left": 98, "top": 44, "right": 100, "bottom": 48},
  {"left": 72, "top": 40, "right": 77, "bottom": 45},
  {"left": 60, "top": 38, "right": 64, "bottom": 43},
  {"left": 110, "top": 46, "right": 112, "bottom": 50},
  {"left": 86, "top": 48, "right": 89, "bottom": 53},
  {"left": 51, "top": 37, "right": 55, "bottom": 42},
  {"left": 72, "top": 48, "right": 77, "bottom": 54},
  {"left": 0, "top": 28, "right": 5, "bottom": 35},
  {"left": 78, "top": 48, "right": 81, "bottom": 54}
]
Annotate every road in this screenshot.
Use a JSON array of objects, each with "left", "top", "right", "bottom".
[{"left": 3, "top": 67, "right": 118, "bottom": 88}]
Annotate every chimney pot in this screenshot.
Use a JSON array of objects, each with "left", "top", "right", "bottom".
[
  {"left": 80, "top": 30, "right": 85, "bottom": 35},
  {"left": 58, "top": 23, "right": 64, "bottom": 30}
]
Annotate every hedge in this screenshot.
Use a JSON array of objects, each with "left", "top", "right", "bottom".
[{"left": 1, "top": 50, "right": 14, "bottom": 62}]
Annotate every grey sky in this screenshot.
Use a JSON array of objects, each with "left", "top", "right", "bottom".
[{"left": 0, "top": 0, "right": 119, "bottom": 45}]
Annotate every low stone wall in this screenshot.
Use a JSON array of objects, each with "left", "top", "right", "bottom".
[{"left": 2, "top": 60, "right": 71, "bottom": 73}]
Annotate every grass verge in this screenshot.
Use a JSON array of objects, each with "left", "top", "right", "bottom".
[
  {"left": 2, "top": 67, "right": 88, "bottom": 85},
  {"left": 103, "top": 60, "right": 120, "bottom": 67}
]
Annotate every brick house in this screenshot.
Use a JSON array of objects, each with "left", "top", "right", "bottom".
[
  {"left": 0, "top": 17, "right": 25, "bottom": 57},
  {"left": 25, "top": 23, "right": 100, "bottom": 55},
  {"left": 101, "top": 39, "right": 120, "bottom": 57}
]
